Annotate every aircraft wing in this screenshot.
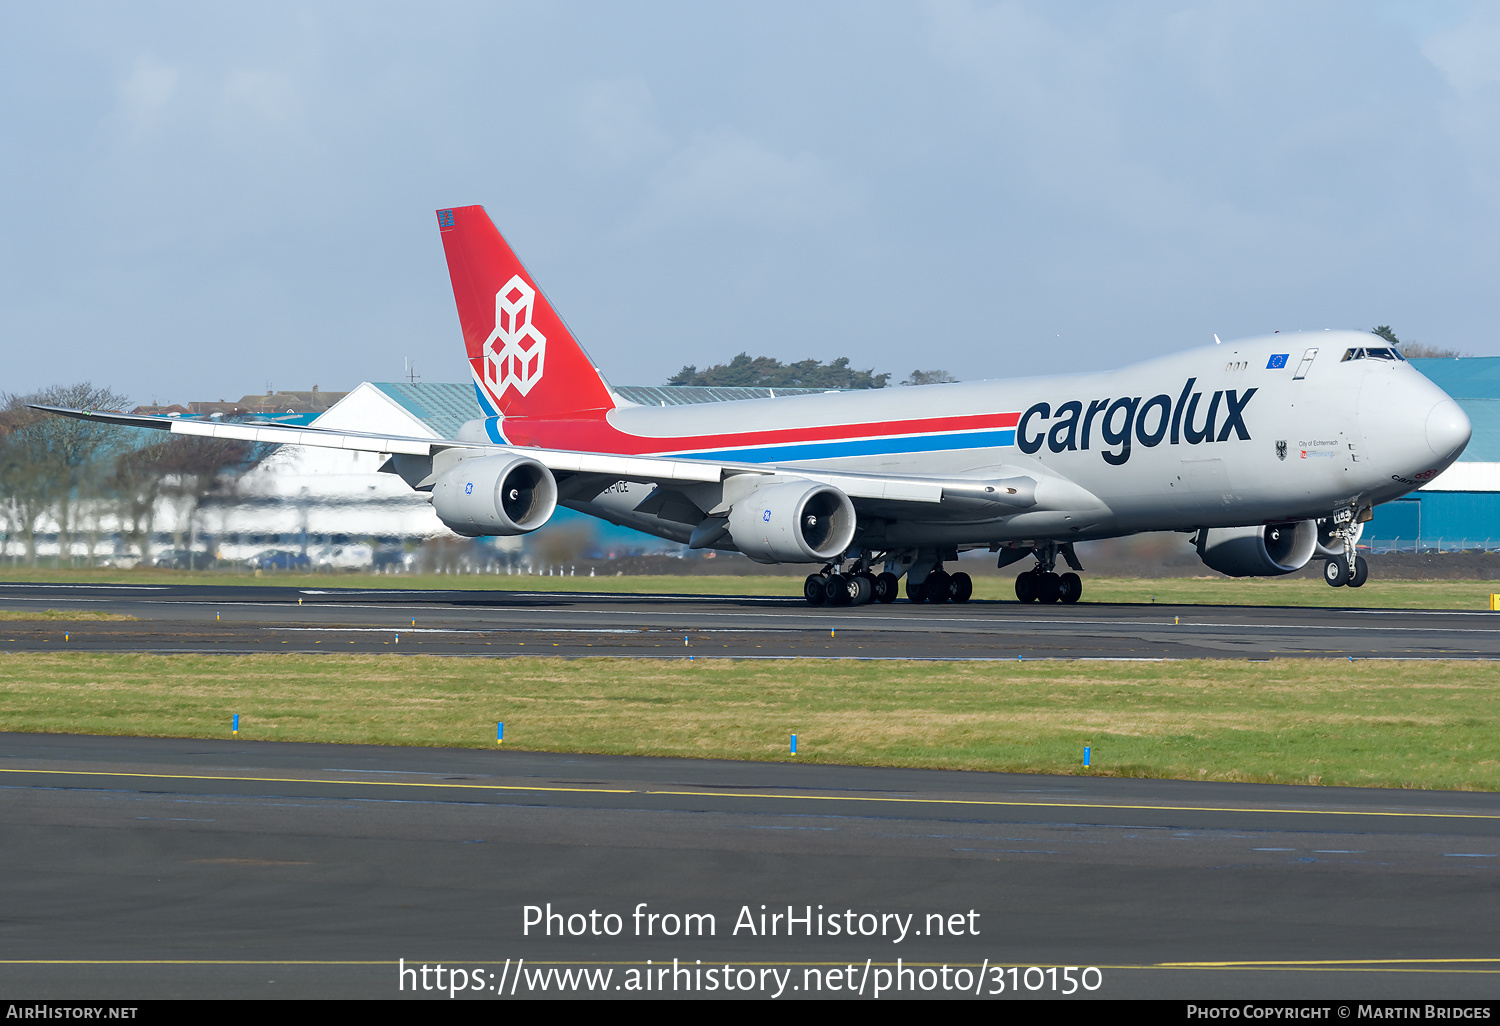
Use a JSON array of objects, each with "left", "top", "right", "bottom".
[
  {"left": 29, "top": 405, "right": 726, "bottom": 485},
  {"left": 29, "top": 405, "right": 1066, "bottom": 511}
]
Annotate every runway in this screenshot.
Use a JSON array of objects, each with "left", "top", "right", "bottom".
[
  {"left": 5, "top": 581, "right": 1498, "bottom": 1000},
  {"left": 1, "top": 732, "right": 1498, "bottom": 999},
  {"left": 3, "top": 580, "right": 1500, "bottom": 659}
]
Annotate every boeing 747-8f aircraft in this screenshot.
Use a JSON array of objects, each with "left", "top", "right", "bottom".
[{"left": 37, "top": 205, "right": 1473, "bottom": 606}]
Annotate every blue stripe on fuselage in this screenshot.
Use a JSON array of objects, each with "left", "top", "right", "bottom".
[
  {"left": 473, "top": 382, "right": 498, "bottom": 418},
  {"left": 670, "top": 429, "right": 1016, "bottom": 463}
]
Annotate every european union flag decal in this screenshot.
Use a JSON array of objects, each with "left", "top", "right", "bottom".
[
  {"left": 437, "top": 209, "right": 456, "bottom": 229},
  {"left": 1267, "top": 353, "right": 1288, "bottom": 369}
]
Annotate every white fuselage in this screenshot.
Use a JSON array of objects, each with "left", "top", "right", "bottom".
[{"left": 565, "top": 331, "right": 1471, "bottom": 552}]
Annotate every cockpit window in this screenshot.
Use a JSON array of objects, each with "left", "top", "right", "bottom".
[{"left": 1341, "top": 347, "right": 1405, "bottom": 362}]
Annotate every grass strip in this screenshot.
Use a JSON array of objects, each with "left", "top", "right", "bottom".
[
  {"left": 0, "top": 609, "right": 138, "bottom": 621},
  {"left": 1, "top": 653, "right": 1496, "bottom": 791}
]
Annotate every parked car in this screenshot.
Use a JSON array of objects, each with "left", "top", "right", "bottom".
[
  {"left": 248, "top": 549, "right": 311, "bottom": 571},
  {"left": 153, "top": 549, "right": 199, "bottom": 570},
  {"left": 311, "top": 543, "right": 374, "bottom": 571},
  {"left": 372, "top": 546, "right": 413, "bottom": 571}
]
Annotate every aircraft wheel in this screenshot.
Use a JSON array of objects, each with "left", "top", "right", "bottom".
[
  {"left": 850, "top": 574, "right": 875, "bottom": 605},
  {"left": 1348, "top": 555, "right": 1368, "bottom": 588},
  {"left": 874, "top": 572, "right": 900, "bottom": 603},
  {"left": 950, "top": 571, "right": 973, "bottom": 603},
  {"left": 1038, "top": 571, "right": 1062, "bottom": 604},
  {"left": 823, "top": 573, "right": 852, "bottom": 606},
  {"left": 1323, "top": 556, "right": 1349, "bottom": 588},
  {"left": 925, "top": 569, "right": 951, "bottom": 603},
  {"left": 1058, "top": 572, "right": 1082, "bottom": 604},
  {"left": 905, "top": 575, "right": 926, "bottom": 602},
  {"left": 804, "top": 574, "right": 827, "bottom": 605},
  {"left": 1015, "top": 572, "right": 1037, "bottom": 603}
]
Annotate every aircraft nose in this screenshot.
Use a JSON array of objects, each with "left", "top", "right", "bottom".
[{"left": 1425, "top": 398, "right": 1471, "bottom": 461}]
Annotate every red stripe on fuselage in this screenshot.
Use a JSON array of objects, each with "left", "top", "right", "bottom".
[{"left": 499, "top": 410, "right": 1022, "bottom": 456}]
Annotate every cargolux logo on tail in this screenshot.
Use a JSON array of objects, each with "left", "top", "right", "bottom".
[{"left": 483, "top": 275, "right": 547, "bottom": 398}]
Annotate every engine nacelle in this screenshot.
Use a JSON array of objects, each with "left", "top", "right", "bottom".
[
  {"left": 432, "top": 455, "right": 557, "bottom": 537},
  {"left": 727, "top": 480, "right": 857, "bottom": 564},
  {"left": 1195, "top": 521, "right": 1317, "bottom": 577}
]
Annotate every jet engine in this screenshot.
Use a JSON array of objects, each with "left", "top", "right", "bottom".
[
  {"left": 727, "top": 480, "right": 857, "bottom": 564},
  {"left": 1195, "top": 521, "right": 1318, "bottom": 577},
  {"left": 432, "top": 454, "right": 557, "bottom": 537}
]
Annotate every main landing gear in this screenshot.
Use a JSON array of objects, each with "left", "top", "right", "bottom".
[
  {"left": 905, "top": 568, "right": 973, "bottom": 604},
  {"left": 1011, "top": 541, "right": 1084, "bottom": 604},
  {"left": 803, "top": 567, "right": 903, "bottom": 606},
  {"left": 802, "top": 556, "right": 972, "bottom": 606},
  {"left": 1014, "top": 568, "right": 1082, "bottom": 604}
]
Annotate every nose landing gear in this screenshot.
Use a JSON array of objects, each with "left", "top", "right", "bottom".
[
  {"left": 1323, "top": 553, "right": 1369, "bottom": 589},
  {"left": 1322, "top": 507, "right": 1370, "bottom": 589}
]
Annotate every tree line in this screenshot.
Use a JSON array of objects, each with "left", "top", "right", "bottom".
[
  {"left": 667, "top": 354, "right": 955, "bottom": 388},
  {"left": 0, "top": 384, "right": 277, "bottom": 567},
  {"left": 670, "top": 331, "right": 1466, "bottom": 390}
]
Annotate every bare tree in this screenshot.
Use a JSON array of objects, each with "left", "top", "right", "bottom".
[
  {"left": 0, "top": 399, "right": 50, "bottom": 565},
  {"left": 34, "top": 384, "right": 131, "bottom": 564},
  {"left": 157, "top": 435, "right": 278, "bottom": 568},
  {"left": 111, "top": 433, "right": 280, "bottom": 567},
  {"left": 0, "top": 385, "right": 131, "bottom": 565}
]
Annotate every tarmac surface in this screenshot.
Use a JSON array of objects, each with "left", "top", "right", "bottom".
[
  {"left": 1, "top": 732, "right": 1497, "bottom": 1000},
  {"left": 2, "top": 581, "right": 1499, "bottom": 1000},
  {"left": 3, "top": 580, "right": 1500, "bottom": 659}
]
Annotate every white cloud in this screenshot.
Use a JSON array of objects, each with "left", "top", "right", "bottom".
[
  {"left": 1422, "top": 5, "right": 1500, "bottom": 96},
  {"left": 635, "top": 128, "right": 860, "bottom": 233},
  {"left": 115, "top": 57, "right": 178, "bottom": 134},
  {"left": 569, "top": 78, "right": 671, "bottom": 170},
  {"left": 217, "top": 67, "right": 303, "bottom": 130}
]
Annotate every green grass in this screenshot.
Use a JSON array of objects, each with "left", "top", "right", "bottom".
[
  {"left": 3, "top": 653, "right": 1497, "bottom": 790},
  {"left": 0, "top": 609, "right": 138, "bottom": 621},
  {"left": 3, "top": 566, "right": 1500, "bottom": 609},
  {"left": 1073, "top": 577, "right": 1500, "bottom": 610}
]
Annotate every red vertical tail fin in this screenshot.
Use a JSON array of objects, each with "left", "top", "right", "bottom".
[{"left": 437, "top": 206, "right": 615, "bottom": 422}]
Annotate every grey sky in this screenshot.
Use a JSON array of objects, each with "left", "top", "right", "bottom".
[{"left": 3, "top": 1, "right": 1498, "bottom": 406}]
